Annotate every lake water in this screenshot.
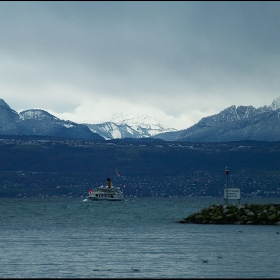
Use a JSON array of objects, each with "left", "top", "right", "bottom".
[{"left": 1, "top": 196, "right": 280, "bottom": 278}]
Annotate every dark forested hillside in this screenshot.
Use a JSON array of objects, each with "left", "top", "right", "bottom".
[{"left": 0, "top": 136, "right": 280, "bottom": 198}]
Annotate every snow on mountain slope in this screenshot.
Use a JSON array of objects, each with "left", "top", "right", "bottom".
[
  {"left": 267, "top": 97, "right": 280, "bottom": 110},
  {"left": 3, "top": 96, "right": 280, "bottom": 142},
  {"left": 84, "top": 114, "right": 178, "bottom": 140},
  {"left": 19, "top": 109, "right": 60, "bottom": 121},
  {"left": 110, "top": 113, "right": 177, "bottom": 136},
  {"left": 155, "top": 96, "right": 280, "bottom": 142},
  {"left": 16, "top": 109, "right": 103, "bottom": 140}
]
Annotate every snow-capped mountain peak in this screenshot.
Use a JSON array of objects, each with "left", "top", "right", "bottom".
[
  {"left": 111, "top": 113, "right": 157, "bottom": 126},
  {"left": 110, "top": 113, "right": 176, "bottom": 134},
  {"left": 84, "top": 113, "right": 178, "bottom": 140},
  {"left": 19, "top": 109, "right": 60, "bottom": 121},
  {"left": 156, "top": 96, "right": 280, "bottom": 142},
  {"left": 268, "top": 97, "right": 280, "bottom": 110},
  {"left": 19, "top": 109, "right": 81, "bottom": 130}
]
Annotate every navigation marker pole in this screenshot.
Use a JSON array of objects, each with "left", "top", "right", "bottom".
[{"left": 225, "top": 167, "right": 229, "bottom": 205}]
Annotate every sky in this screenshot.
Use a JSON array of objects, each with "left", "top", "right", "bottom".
[{"left": 1, "top": 1, "right": 280, "bottom": 130}]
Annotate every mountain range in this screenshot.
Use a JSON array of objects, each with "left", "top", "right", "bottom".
[
  {"left": 84, "top": 114, "right": 177, "bottom": 140},
  {"left": 0, "top": 97, "right": 280, "bottom": 142},
  {"left": 0, "top": 99, "right": 177, "bottom": 140},
  {"left": 155, "top": 97, "right": 280, "bottom": 142},
  {"left": 0, "top": 99, "right": 103, "bottom": 140}
]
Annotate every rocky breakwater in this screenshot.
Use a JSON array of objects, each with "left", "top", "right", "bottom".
[{"left": 180, "top": 204, "right": 280, "bottom": 225}]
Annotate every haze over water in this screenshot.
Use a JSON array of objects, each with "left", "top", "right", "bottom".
[{"left": 1, "top": 197, "right": 280, "bottom": 278}]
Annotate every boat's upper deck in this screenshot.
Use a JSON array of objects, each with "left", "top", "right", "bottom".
[{"left": 95, "top": 186, "right": 122, "bottom": 193}]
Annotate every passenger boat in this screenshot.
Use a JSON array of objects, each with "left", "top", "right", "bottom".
[{"left": 87, "top": 178, "right": 124, "bottom": 201}]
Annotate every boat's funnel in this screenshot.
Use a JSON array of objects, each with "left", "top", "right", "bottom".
[{"left": 107, "top": 178, "right": 111, "bottom": 188}]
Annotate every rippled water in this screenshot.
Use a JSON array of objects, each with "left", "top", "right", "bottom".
[{"left": 1, "top": 196, "right": 280, "bottom": 278}]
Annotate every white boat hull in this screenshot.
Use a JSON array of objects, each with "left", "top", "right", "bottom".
[{"left": 87, "top": 196, "right": 124, "bottom": 201}]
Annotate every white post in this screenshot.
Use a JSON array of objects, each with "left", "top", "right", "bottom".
[{"left": 225, "top": 167, "right": 229, "bottom": 205}]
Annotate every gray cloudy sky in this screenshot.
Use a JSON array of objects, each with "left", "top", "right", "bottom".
[{"left": 1, "top": 1, "right": 280, "bottom": 129}]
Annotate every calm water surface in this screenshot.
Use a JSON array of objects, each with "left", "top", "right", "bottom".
[{"left": 1, "top": 196, "right": 280, "bottom": 278}]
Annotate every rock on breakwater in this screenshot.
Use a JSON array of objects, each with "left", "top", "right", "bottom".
[{"left": 180, "top": 204, "right": 280, "bottom": 225}]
